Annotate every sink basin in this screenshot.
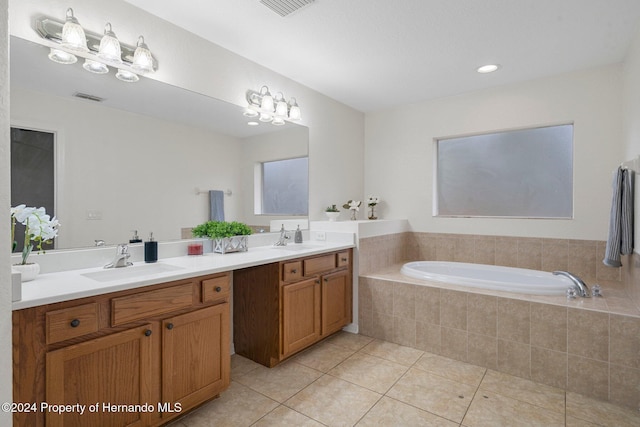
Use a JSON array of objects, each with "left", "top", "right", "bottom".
[
  {"left": 82, "top": 263, "right": 184, "bottom": 282},
  {"left": 272, "top": 244, "right": 319, "bottom": 252}
]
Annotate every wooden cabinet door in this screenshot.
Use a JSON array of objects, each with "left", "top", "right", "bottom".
[
  {"left": 45, "top": 325, "right": 154, "bottom": 427},
  {"left": 321, "top": 270, "right": 352, "bottom": 337},
  {"left": 281, "top": 277, "right": 321, "bottom": 358},
  {"left": 162, "top": 303, "right": 230, "bottom": 419}
]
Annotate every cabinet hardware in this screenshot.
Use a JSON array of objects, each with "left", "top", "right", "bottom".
[
  {"left": 215, "top": 286, "right": 222, "bottom": 292},
  {"left": 70, "top": 319, "right": 80, "bottom": 328},
  {"left": 144, "top": 329, "right": 152, "bottom": 336},
  {"left": 291, "top": 269, "right": 297, "bottom": 274},
  {"left": 166, "top": 323, "right": 174, "bottom": 330},
  {"left": 315, "top": 280, "right": 320, "bottom": 284}
]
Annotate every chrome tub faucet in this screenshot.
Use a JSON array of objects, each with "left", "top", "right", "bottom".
[{"left": 553, "top": 270, "right": 590, "bottom": 297}]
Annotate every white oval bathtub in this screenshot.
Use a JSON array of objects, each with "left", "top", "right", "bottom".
[{"left": 400, "top": 261, "right": 573, "bottom": 295}]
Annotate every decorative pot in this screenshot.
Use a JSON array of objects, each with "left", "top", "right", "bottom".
[
  {"left": 325, "top": 212, "right": 340, "bottom": 222},
  {"left": 212, "top": 236, "right": 248, "bottom": 254},
  {"left": 12, "top": 262, "right": 40, "bottom": 282}
]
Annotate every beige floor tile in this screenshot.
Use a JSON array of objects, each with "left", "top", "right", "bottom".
[
  {"left": 566, "top": 391, "right": 640, "bottom": 427},
  {"left": 360, "top": 339, "right": 424, "bottom": 366},
  {"left": 179, "top": 381, "right": 278, "bottom": 427},
  {"left": 325, "top": 331, "right": 375, "bottom": 351},
  {"left": 252, "top": 405, "right": 324, "bottom": 426},
  {"left": 328, "top": 352, "right": 409, "bottom": 393},
  {"left": 234, "top": 359, "right": 323, "bottom": 402},
  {"left": 292, "top": 340, "right": 356, "bottom": 372},
  {"left": 565, "top": 415, "right": 601, "bottom": 426},
  {"left": 231, "top": 354, "right": 262, "bottom": 379},
  {"left": 356, "top": 396, "right": 458, "bottom": 427},
  {"left": 462, "top": 390, "right": 564, "bottom": 427},
  {"left": 479, "top": 369, "right": 566, "bottom": 414},
  {"left": 387, "top": 367, "right": 476, "bottom": 423},
  {"left": 414, "top": 352, "right": 486, "bottom": 386},
  {"left": 284, "top": 375, "right": 382, "bottom": 427}
]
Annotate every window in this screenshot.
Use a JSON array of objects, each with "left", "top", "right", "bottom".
[
  {"left": 435, "top": 124, "right": 573, "bottom": 218},
  {"left": 258, "top": 157, "right": 308, "bottom": 215}
]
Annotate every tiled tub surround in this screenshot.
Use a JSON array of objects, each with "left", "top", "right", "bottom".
[{"left": 358, "top": 270, "right": 640, "bottom": 410}]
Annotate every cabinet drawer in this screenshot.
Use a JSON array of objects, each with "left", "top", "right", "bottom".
[
  {"left": 336, "top": 251, "right": 350, "bottom": 268},
  {"left": 304, "top": 254, "right": 336, "bottom": 276},
  {"left": 111, "top": 282, "right": 195, "bottom": 326},
  {"left": 202, "top": 275, "right": 230, "bottom": 302},
  {"left": 282, "top": 261, "right": 303, "bottom": 282},
  {"left": 46, "top": 303, "right": 99, "bottom": 345}
]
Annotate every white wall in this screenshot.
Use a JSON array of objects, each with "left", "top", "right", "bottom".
[
  {"left": 0, "top": 0, "right": 11, "bottom": 421},
  {"left": 622, "top": 25, "right": 640, "bottom": 252},
  {"left": 12, "top": 86, "right": 243, "bottom": 248},
  {"left": 365, "top": 65, "right": 623, "bottom": 240},
  {"left": 9, "top": 0, "right": 365, "bottom": 221}
]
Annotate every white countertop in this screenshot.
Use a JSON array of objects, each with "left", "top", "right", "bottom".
[{"left": 13, "top": 241, "right": 354, "bottom": 310}]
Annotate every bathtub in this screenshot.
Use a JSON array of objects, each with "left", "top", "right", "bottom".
[{"left": 400, "top": 261, "right": 573, "bottom": 295}]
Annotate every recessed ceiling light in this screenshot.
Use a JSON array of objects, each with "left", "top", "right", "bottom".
[
  {"left": 477, "top": 64, "right": 500, "bottom": 74},
  {"left": 247, "top": 121, "right": 259, "bottom": 126}
]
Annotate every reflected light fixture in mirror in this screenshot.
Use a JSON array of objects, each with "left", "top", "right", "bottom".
[
  {"left": 35, "top": 9, "right": 157, "bottom": 83},
  {"left": 245, "top": 85, "right": 302, "bottom": 125}
]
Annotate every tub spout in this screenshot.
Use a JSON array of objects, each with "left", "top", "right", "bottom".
[{"left": 553, "top": 271, "right": 590, "bottom": 298}]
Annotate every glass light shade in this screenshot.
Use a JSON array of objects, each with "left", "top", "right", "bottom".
[
  {"left": 98, "top": 23, "right": 122, "bottom": 64},
  {"left": 243, "top": 106, "right": 259, "bottom": 118},
  {"left": 83, "top": 59, "right": 109, "bottom": 74},
  {"left": 275, "top": 99, "right": 288, "bottom": 117},
  {"left": 116, "top": 69, "right": 140, "bottom": 83},
  {"left": 259, "top": 86, "right": 274, "bottom": 112},
  {"left": 288, "top": 98, "right": 301, "bottom": 120},
  {"left": 61, "top": 8, "right": 88, "bottom": 52},
  {"left": 132, "top": 36, "right": 154, "bottom": 74},
  {"left": 48, "top": 48, "right": 77, "bottom": 65},
  {"left": 259, "top": 113, "right": 273, "bottom": 122},
  {"left": 272, "top": 117, "right": 285, "bottom": 126}
]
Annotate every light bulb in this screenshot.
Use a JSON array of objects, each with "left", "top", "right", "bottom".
[
  {"left": 83, "top": 59, "right": 109, "bottom": 74},
  {"left": 48, "top": 48, "right": 77, "bottom": 65},
  {"left": 116, "top": 69, "right": 139, "bottom": 83}
]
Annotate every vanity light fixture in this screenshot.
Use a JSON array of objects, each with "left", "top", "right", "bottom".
[
  {"left": 477, "top": 64, "right": 500, "bottom": 73},
  {"left": 35, "top": 8, "right": 158, "bottom": 83},
  {"left": 245, "top": 85, "right": 301, "bottom": 125}
]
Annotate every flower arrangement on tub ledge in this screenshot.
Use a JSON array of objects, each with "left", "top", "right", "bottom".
[
  {"left": 343, "top": 200, "right": 362, "bottom": 221},
  {"left": 367, "top": 195, "right": 380, "bottom": 220},
  {"left": 11, "top": 205, "right": 60, "bottom": 282},
  {"left": 325, "top": 204, "right": 340, "bottom": 221},
  {"left": 192, "top": 220, "right": 253, "bottom": 254}
]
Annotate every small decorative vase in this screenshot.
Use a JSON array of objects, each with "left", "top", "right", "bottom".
[
  {"left": 350, "top": 209, "right": 357, "bottom": 221},
  {"left": 12, "top": 262, "right": 40, "bottom": 282},
  {"left": 325, "top": 212, "right": 340, "bottom": 222},
  {"left": 368, "top": 205, "right": 377, "bottom": 220}
]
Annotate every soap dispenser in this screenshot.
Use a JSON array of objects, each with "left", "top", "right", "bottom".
[
  {"left": 144, "top": 232, "right": 158, "bottom": 263},
  {"left": 129, "top": 230, "right": 142, "bottom": 244},
  {"left": 294, "top": 225, "right": 303, "bottom": 243}
]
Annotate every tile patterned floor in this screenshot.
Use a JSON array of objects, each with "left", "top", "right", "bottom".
[{"left": 169, "top": 332, "right": 640, "bottom": 427}]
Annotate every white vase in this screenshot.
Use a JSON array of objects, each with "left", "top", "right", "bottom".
[
  {"left": 12, "top": 262, "right": 40, "bottom": 282},
  {"left": 325, "top": 212, "right": 340, "bottom": 221}
]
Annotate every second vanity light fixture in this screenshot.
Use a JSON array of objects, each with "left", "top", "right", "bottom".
[
  {"left": 35, "top": 8, "right": 157, "bottom": 83},
  {"left": 244, "top": 86, "right": 301, "bottom": 125}
]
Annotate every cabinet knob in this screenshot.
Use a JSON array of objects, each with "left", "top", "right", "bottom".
[
  {"left": 144, "top": 329, "right": 152, "bottom": 337},
  {"left": 315, "top": 280, "right": 320, "bottom": 284},
  {"left": 324, "top": 278, "right": 328, "bottom": 282},
  {"left": 215, "top": 286, "right": 222, "bottom": 292},
  {"left": 291, "top": 269, "right": 297, "bottom": 274},
  {"left": 166, "top": 323, "right": 174, "bottom": 330},
  {"left": 70, "top": 319, "right": 80, "bottom": 328},
  {"left": 341, "top": 257, "right": 348, "bottom": 262}
]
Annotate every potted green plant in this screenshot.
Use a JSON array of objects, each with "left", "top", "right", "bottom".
[
  {"left": 325, "top": 205, "right": 340, "bottom": 221},
  {"left": 192, "top": 221, "right": 253, "bottom": 254}
]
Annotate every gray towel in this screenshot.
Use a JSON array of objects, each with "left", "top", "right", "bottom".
[
  {"left": 209, "top": 190, "right": 225, "bottom": 222},
  {"left": 603, "top": 168, "right": 634, "bottom": 267}
]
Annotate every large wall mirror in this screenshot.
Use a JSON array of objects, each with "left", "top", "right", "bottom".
[{"left": 10, "top": 36, "right": 309, "bottom": 250}]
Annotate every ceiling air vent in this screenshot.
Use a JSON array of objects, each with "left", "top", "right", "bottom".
[
  {"left": 259, "top": 0, "right": 315, "bottom": 17},
  {"left": 73, "top": 92, "right": 105, "bottom": 103}
]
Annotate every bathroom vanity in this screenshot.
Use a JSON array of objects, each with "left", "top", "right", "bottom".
[{"left": 11, "top": 239, "right": 354, "bottom": 427}]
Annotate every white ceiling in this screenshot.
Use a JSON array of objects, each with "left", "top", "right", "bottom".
[{"left": 123, "top": 0, "right": 640, "bottom": 112}]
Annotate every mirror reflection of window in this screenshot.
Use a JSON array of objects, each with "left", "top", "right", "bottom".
[
  {"left": 11, "top": 127, "right": 56, "bottom": 250},
  {"left": 260, "top": 157, "right": 309, "bottom": 215}
]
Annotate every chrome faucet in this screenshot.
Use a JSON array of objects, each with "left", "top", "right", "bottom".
[
  {"left": 273, "top": 224, "right": 290, "bottom": 246},
  {"left": 553, "top": 271, "right": 590, "bottom": 297},
  {"left": 104, "top": 243, "right": 133, "bottom": 268}
]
